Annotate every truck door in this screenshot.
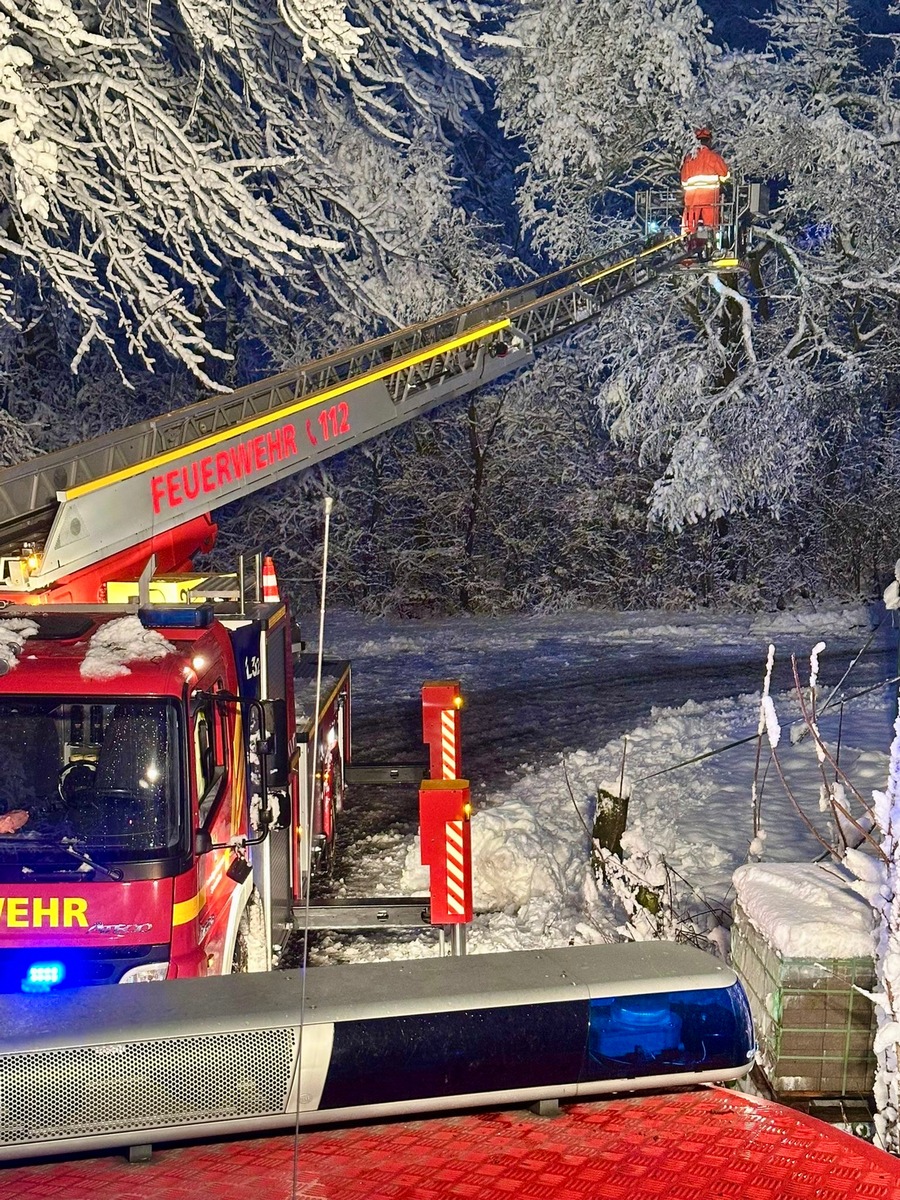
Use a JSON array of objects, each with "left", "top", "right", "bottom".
[{"left": 192, "top": 688, "right": 237, "bottom": 974}]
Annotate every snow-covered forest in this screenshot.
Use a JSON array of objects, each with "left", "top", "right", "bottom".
[
  {"left": 1, "top": 0, "right": 899, "bottom": 616},
  {"left": 5, "top": 0, "right": 900, "bottom": 1156}
]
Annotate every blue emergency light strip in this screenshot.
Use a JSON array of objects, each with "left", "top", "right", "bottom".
[
  {"left": 137, "top": 605, "right": 215, "bottom": 629},
  {"left": 0, "top": 943, "right": 755, "bottom": 1160},
  {"left": 21, "top": 961, "right": 66, "bottom": 993},
  {"left": 317, "top": 982, "right": 753, "bottom": 1110}
]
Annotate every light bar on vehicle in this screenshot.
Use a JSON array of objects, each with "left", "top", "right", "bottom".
[
  {"left": 0, "top": 942, "right": 755, "bottom": 1161},
  {"left": 138, "top": 604, "right": 215, "bottom": 630},
  {"left": 587, "top": 986, "right": 751, "bottom": 1078}
]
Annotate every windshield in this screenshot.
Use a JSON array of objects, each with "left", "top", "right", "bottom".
[{"left": 0, "top": 700, "right": 184, "bottom": 862}]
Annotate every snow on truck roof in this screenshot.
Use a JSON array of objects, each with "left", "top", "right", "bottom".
[{"left": 0, "top": 610, "right": 200, "bottom": 695}]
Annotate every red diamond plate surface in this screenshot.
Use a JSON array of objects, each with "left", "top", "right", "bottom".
[{"left": 1, "top": 1089, "right": 899, "bottom": 1200}]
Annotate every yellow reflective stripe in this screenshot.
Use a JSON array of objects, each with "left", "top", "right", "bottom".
[
  {"left": 684, "top": 175, "right": 727, "bottom": 188},
  {"left": 61, "top": 318, "right": 513, "bottom": 502},
  {"left": 172, "top": 889, "right": 205, "bottom": 925},
  {"left": 231, "top": 708, "right": 244, "bottom": 837},
  {"left": 578, "top": 235, "right": 681, "bottom": 288}
]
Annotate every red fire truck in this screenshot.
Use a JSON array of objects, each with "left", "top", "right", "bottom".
[
  {"left": 0, "top": 201, "right": 766, "bottom": 991},
  {"left": 0, "top": 590, "right": 351, "bottom": 986}
]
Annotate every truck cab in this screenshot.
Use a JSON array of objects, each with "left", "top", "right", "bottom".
[{"left": 0, "top": 596, "right": 349, "bottom": 992}]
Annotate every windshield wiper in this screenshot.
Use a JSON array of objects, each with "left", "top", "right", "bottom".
[
  {"left": 0, "top": 834, "right": 124, "bottom": 880},
  {"left": 62, "top": 842, "right": 123, "bottom": 881}
]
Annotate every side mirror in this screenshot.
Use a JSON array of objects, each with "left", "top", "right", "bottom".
[
  {"left": 261, "top": 698, "right": 289, "bottom": 788},
  {"left": 226, "top": 855, "right": 252, "bottom": 884},
  {"left": 195, "top": 828, "right": 214, "bottom": 856}
]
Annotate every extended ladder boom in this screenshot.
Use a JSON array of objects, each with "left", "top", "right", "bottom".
[{"left": 0, "top": 234, "right": 681, "bottom": 592}]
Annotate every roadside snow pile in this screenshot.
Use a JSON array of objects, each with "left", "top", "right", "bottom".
[
  {"left": 311, "top": 608, "right": 895, "bottom": 967},
  {"left": 470, "top": 807, "right": 548, "bottom": 912},
  {"left": 587, "top": 688, "right": 891, "bottom": 904},
  {"left": 403, "top": 787, "right": 590, "bottom": 915},
  {"left": 588, "top": 695, "right": 768, "bottom": 896},
  {"left": 324, "top": 605, "right": 872, "bottom": 666},
  {"left": 81, "top": 616, "right": 176, "bottom": 680},
  {"left": 312, "top": 681, "right": 893, "bottom": 966},
  {"left": 750, "top": 604, "right": 869, "bottom": 637},
  {"left": 311, "top": 751, "right": 619, "bottom": 965},
  {"left": 0, "top": 618, "right": 38, "bottom": 674},
  {"left": 733, "top": 862, "right": 875, "bottom": 959},
  {"left": 397, "top": 754, "right": 620, "bottom": 953}
]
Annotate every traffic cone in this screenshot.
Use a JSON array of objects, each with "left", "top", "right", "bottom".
[{"left": 262, "top": 556, "right": 280, "bottom": 603}]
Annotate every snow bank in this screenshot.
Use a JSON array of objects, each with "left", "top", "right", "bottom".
[
  {"left": 401, "top": 756, "right": 605, "bottom": 949},
  {"left": 750, "top": 604, "right": 870, "bottom": 637},
  {"left": 733, "top": 862, "right": 875, "bottom": 960},
  {"left": 323, "top": 604, "right": 874, "bottom": 664},
  {"left": 313, "top": 606, "right": 894, "bottom": 967},
  {"left": 406, "top": 792, "right": 588, "bottom": 915}
]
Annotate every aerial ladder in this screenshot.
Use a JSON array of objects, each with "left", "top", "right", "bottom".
[{"left": 0, "top": 185, "right": 766, "bottom": 601}]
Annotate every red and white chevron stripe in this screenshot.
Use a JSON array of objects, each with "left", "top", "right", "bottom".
[
  {"left": 440, "top": 708, "right": 457, "bottom": 779},
  {"left": 444, "top": 819, "right": 466, "bottom": 916}
]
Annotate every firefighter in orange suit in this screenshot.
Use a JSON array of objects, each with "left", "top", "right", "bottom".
[{"left": 681, "top": 129, "right": 730, "bottom": 242}]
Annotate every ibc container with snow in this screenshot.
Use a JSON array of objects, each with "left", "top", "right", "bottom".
[{"left": 730, "top": 862, "right": 876, "bottom": 1098}]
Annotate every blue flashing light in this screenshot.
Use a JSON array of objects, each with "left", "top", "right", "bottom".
[
  {"left": 22, "top": 960, "right": 66, "bottom": 993},
  {"left": 585, "top": 982, "right": 755, "bottom": 1080},
  {"left": 138, "top": 604, "right": 214, "bottom": 630},
  {"left": 647, "top": 219, "right": 661, "bottom": 234}
]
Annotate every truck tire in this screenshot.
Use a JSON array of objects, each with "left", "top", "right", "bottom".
[
  {"left": 231, "top": 927, "right": 249, "bottom": 974},
  {"left": 231, "top": 889, "right": 269, "bottom": 974}
]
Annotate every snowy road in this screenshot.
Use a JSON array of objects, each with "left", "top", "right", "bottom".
[
  {"left": 303, "top": 604, "right": 898, "bottom": 964},
  {"left": 331, "top": 606, "right": 896, "bottom": 828}
]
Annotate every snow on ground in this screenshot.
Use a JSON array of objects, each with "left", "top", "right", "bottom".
[
  {"left": 320, "top": 600, "right": 875, "bottom": 671},
  {"left": 308, "top": 602, "right": 897, "bottom": 965}
]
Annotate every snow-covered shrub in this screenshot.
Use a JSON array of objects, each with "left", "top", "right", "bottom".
[{"left": 859, "top": 715, "right": 900, "bottom": 1154}]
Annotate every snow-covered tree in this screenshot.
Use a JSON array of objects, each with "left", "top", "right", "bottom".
[
  {"left": 4, "top": 0, "right": 900, "bottom": 616},
  {"left": 0, "top": 0, "right": 496, "bottom": 390},
  {"left": 494, "top": 0, "right": 900, "bottom": 532},
  {"left": 495, "top": 0, "right": 717, "bottom": 258}
]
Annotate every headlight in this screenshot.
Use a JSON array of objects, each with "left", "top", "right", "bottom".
[{"left": 119, "top": 962, "right": 169, "bottom": 984}]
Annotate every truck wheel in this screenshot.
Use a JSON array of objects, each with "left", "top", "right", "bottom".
[{"left": 232, "top": 890, "right": 269, "bottom": 974}]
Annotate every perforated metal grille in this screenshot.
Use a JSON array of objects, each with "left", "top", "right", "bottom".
[{"left": 0, "top": 1027, "right": 297, "bottom": 1146}]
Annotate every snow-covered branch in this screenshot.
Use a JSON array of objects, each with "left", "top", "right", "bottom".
[{"left": 0, "top": 0, "right": 489, "bottom": 382}]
